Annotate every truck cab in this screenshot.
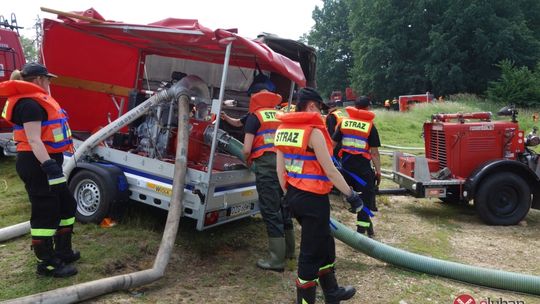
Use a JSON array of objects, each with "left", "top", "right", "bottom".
[{"left": 0, "top": 13, "right": 25, "bottom": 155}]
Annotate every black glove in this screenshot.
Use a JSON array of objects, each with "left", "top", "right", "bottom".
[
  {"left": 41, "top": 159, "right": 67, "bottom": 187},
  {"left": 345, "top": 188, "right": 364, "bottom": 214},
  {"left": 375, "top": 172, "right": 382, "bottom": 187}
]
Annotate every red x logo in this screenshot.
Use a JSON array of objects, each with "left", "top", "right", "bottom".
[{"left": 454, "top": 294, "right": 476, "bottom": 304}]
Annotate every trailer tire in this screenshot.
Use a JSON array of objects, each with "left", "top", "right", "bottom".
[
  {"left": 69, "top": 170, "right": 112, "bottom": 224},
  {"left": 474, "top": 173, "right": 531, "bottom": 225}
]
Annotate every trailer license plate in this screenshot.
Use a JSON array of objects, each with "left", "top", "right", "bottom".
[
  {"left": 230, "top": 203, "right": 251, "bottom": 217},
  {"left": 426, "top": 188, "right": 445, "bottom": 197}
]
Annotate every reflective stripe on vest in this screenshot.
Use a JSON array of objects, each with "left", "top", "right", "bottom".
[
  {"left": 275, "top": 112, "right": 334, "bottom": 195},
  {"left": 342, "top": 134, "right": 369, "bottom": 153},
  {"left": 338, "top": 107, "right": 375, "bottom": 158},
  {"left": 250, "top": 109, "right": 281, "bottom": 160},
  {"left": 1, "top": 81, "right": 73, "bottom": 153}
]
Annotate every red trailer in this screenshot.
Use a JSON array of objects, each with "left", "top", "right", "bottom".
[
  {"left": 398, "top": 92, "right": 434, "bottom": 112},
  {"left": 392, "top": 108, "right": 540, "bottom": 225},
  {"left": 38, "top": 8, "right": 307, "bottom": 229}
]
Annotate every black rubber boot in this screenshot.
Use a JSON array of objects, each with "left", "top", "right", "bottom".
[
  {"left": 54, "top": 227, "right": 81, "bottom": 264},
  {"left": 33, "top": 238, "right": 78, "bottom": 278},
  {"left": 367, "top": 224, "right": 375, "bottom": 238},
  {"left": 296, "top": 279, "right": 317, "bottom": 304},
  {"left": 319, "top": 268, "right": 356, "bottom": 304}
]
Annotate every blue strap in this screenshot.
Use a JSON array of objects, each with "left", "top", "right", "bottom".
[
  {"left": 287, "top": 172, "right": 330, "bottom": 181},
  {"left": 363, "top": 207, "right": 375, "bottom": 217},
  {"left": 342, "top": 146, "right": 369, "bottom": 153},
  {"left": 255, "top": 129, "right": 276, "bottom": 136},
  {"left": 343, "top": 134, "right": 368, "bottom": 141},
  {"left": 43, "top": 139, "right": 73, "bottom": 148},
  {"left": 329, "top": 219, "right": 338, "bottom": 230},
  {"left": 251, "top": 143, "right": 274, "bottom": 152},
  {"left": 41, "top": 118, "right": 65, "bottom": 126},
  {"left": 332, "top": 156, "right": 367, "bottom": 187},
  {"left": 13, "top": 118, "right": 65, "bottom": 129},
  {"left": 284, "top": 153, "right": 317, "bottom": 161}
]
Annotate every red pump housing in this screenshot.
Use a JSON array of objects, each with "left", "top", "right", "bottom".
[{"left": 423, "top": 112, "right": 525, "bottom": 178}]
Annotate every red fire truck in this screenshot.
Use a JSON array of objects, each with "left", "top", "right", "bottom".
[
  {"left": 0, "top": 13, "right": 25, "bottom": 155},
  {"left": 392, "top": 107, "right": 540, "bottom": 225}
]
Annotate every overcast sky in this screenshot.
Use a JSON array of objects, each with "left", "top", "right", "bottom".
[{"left": 3, "top": 0, "right": 323, "bottom": 40}]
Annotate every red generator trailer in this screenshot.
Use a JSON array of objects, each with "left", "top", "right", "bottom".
[
  {"left": 398, "top": 92, "right": 434, "bottom": 112},
  {"left": 392, "top": 107, "right": 540, "bottom": 225},
  {"left": 0, "top": 13, "right": 25, "bottom": 155},
  {"left": 39, "top": 8, "right": 308, "bottom": 230}
]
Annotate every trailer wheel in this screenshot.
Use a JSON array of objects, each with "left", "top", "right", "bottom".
[
  {"left": 474, "top": 173, "right": 531, "bottom": 225},
  {"left": 69, "top": 170, "right": 112, "bottom": 224}
]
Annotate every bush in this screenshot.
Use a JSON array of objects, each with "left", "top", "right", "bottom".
[{"left": 486, "top": 60, "right": 540, "bottom": 107}]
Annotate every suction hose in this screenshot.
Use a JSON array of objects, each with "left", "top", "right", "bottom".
[
  {"left": 330, "top": 217, "right": 540, "bottom": 295},
  {"left": 0, "top": 76, "right": 206, "bottom": 242},
  {"left": 3, "top": 93, "right": 190, "bottom": 304}
]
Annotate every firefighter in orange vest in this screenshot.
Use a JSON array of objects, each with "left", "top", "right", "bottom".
[
  {"left": 324, "top": 99, "right": 345, "bottom": 157},
  {"left": 222, "top": 82, "right": 295, "bottom": 271},
  {"left": 0, "top": 62, "right": 78, "bottom": 277},
  {"left": 275, "top": 87, "right": 360, "bottom": 304},
  {"left": 332, "top": 96, "right": 381, "bottom": 237}
]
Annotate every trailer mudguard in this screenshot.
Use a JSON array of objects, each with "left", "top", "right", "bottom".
[
  {"left": 68, "top": 161, "right": 130, "bottom": 204},
  {"left": 465, "top": 159, "right": 540, "bottom": 202}
]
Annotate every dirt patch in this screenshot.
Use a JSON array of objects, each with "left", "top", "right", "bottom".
[{"left": 3, "top": 195, "right": 539, "bottom": 303}]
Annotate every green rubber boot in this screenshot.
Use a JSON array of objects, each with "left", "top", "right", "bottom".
[{"left": 256, "top": 237, "right": 285, "bottom": 272}]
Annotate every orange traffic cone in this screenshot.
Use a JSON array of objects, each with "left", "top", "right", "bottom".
[{"left": 100, "top": 217, "right": 117, "bottom": 228}]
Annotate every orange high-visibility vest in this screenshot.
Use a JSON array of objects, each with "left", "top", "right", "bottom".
[
  {"left": 338, "top": 106, "right": 375, "bottom": 159},
  {"left": 274, "top": 112, "right": 333, "bottom": 195},
  {"left": 1, "top": 80, "right": 73, "bottom": 153},
  {"left": 247, "top": 91, "right": 282, "bottom": 162},
  {"left": 325, "top": 109, "right": 345, "bottom": 135}
]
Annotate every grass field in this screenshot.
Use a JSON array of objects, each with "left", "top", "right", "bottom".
[{"left": 1, "top": 97, "right": 539, "bottom": 303}]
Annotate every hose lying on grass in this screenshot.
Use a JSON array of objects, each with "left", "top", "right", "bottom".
[{"left": 330, "top": 217, "right": 540, "bottom": 295}]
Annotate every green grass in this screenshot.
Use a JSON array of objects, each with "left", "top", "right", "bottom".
[
  {"left": 0, "top": 157, "right": 30, "bottom": 226},
  {"left": 1, "top": 97, "right": 540, "bottom": 302}
]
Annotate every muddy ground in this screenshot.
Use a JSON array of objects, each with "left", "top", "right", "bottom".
[{"left": 76, "top": 194, "right": 540, "bottom": 304}]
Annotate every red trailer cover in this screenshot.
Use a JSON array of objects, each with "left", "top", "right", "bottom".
[
  {"left": 41, "top": 8, "right": 306, "bottom": 132},
  {"left": 43, "top": 8, "right": 306, "bottom": 85}
]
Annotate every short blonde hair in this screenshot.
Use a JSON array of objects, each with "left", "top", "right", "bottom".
[{"left": 10, "top": 70, "right": 23, "bottom": 80}]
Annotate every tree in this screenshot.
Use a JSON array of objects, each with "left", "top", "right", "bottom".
[
  {"left": 307, "top": 0, "right": 353, "bottom": 99},
  {"left": 308, "top": 0, "right": 540, "bottom": 101},
  {"left": 20, "top": 35, "right": 38, "bottom": 62},
  {"left": 347, "top": 0, "right": 435, "bottom": 101},
  {"left": 486, "top": 60, "right": 540, "bottom": 107},
  {"left": 426, "top": 1, "right": 540, "bottom": 96}
]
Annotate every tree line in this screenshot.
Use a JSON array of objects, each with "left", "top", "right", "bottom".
[{"left": 306, "top": 0, "right": 540, "bottom": 106}]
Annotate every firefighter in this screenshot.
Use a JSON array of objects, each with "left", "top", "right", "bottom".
[
  {"left": 324, "top": 99, "right": 345, "bottom": 141},
  {"left": 384, "top": 99, "right": 391, "bottom": 111},
  {"left": 275, "top": 87, "right": 361, "bottom": 304},
  {"left": 391, "top": 97, "right": 399, "bottom": 111},
  {"left": 221, "top": 82, "right": 295, "bottom": 271},
  {"left": 0, "top": 62, "right": 78, "bottom": 277},
  {"left": 332, "top": 96, "right": 381, "bottom": 237}
]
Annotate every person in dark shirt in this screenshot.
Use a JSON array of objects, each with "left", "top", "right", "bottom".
[
  {"left": 1, "top": 63, "right": 79, "bottom": 278},
  {"left": 221, "top": 82, "right": 296, "bottom": 271},
  {"left": 332, "top": 96, "right": 381, "bottom": 237}
]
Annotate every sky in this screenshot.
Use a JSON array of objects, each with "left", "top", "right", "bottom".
[{"left": 2, "top": 0, "right": 323, "bottom": 40}]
